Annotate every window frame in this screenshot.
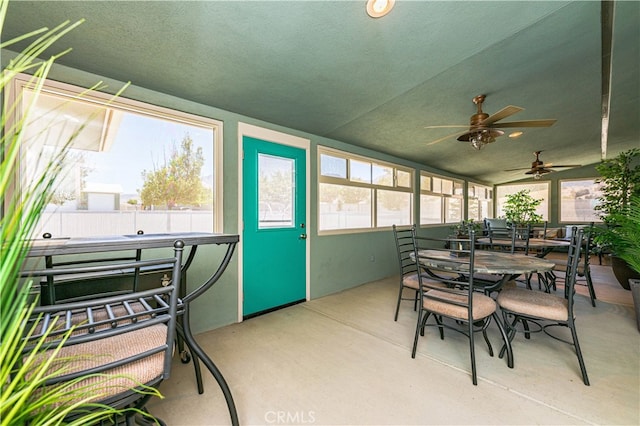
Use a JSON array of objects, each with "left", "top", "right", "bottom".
[
  {"left": 558, "top": 178, "right": 603, "bottom": 224},
  {"left": 419, "top": 171, "right": 464, "bottom": 226},
  {"left": 6, "top": 73, "right": 224, "bottom": 235},
  {"left": 495, "top": 181, "right": 550, "bottom": 221},
  {"left": 317, "top": 146, "right": 414, "bottom": 234},
  {"left": 467, "top": 182, "right": 494, "bottom": 222}
]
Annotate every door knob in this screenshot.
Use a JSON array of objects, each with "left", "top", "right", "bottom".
[{"left": 300, "top": 234, "right": 307, "bottom": 240}]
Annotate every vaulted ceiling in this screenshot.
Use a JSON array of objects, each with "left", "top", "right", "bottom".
[{"left": 3, "top": 1, "right": 639, "bottom": 183}]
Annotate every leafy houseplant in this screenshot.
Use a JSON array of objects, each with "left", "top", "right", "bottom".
[
  {"left": 450, "top": 219, "right": 482, "bottom": 237},
  {"left": 594, "top": 148, "right": 640, "bottom": 289},
  {"left": 0, "top": 1, "right": 152, "bottom": 423},
  {"left": 502, "top": 189, "right": 543, "bottom": 226},
  {"left": 607, "top": 195, "right": 640, "bottom": 331},
  {"left": 606, "top": 195, "right": 640, "bottom": 275}
]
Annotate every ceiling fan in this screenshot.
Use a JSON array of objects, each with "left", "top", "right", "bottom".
[
  {"left": 504, "top": 151, "right": 581, "bottom": 180},
  {"left": 425, "top": 94, "right": 557, "bottom": 150}
]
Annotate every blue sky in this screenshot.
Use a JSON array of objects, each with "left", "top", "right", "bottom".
[{"left": 83, "top": 112, "right": 214, "bottom": 195}]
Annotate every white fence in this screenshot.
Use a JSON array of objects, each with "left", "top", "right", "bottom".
[{"left": 34, "top": 211, "right": 214, "bottom": 238}]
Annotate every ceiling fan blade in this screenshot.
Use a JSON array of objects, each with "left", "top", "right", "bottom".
[
  {"left": 424, "top": 125, "right": 469, "bottom": 129},
  {"left": 481, "top": 105, "right": 523, "bottom": 125},
  {"left": 426, "top": 130, "right": 467, "bottom": 146},
  {"left": 492, "top": 119, "right": 557, "bottom": 128},
  {"left": 525, "top": 168, "right": 552, "bottom": 175},
  {"left": 547, "top": 164, "right": 582, "bottom": 168},
  {"left": 504, "top": 167, "right": 533, "bottom": 172}
]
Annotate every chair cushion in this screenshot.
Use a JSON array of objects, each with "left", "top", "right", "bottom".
[
  {"left": 545, "top": 228, "right": 560, "bottom": 239},
  {"left": 403, "top": 273, "right": 447, "bottom": 290},
  {"left": 497, "top": 288, "right": 569, "bottom": 321},
  {"left": 423, "top": 289, "right": 496, "bottom": 321},
  {"left": 29, "top": 324, "right": 167, "bottom": 405}
]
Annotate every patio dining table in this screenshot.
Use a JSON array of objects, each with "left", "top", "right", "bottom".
[{"left": 414, "top": 248, "right": 556, "bottom": 293}]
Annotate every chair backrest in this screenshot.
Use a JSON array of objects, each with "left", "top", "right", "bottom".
[
  {"left": 393, "top": 224, "right": 420, "bottom": 279},
  {"left": 564, "top": 227, "right": 585, "bottom": 312},
  {"left": 509, "top": 224, "right": 532, "bottom": 255},
  {"left": 484, "top": 218, "right": 509, "bottom": 232},
  {"left": 578, "top": 223, "right": 595, "bottom": 275},
  {"left": 532, "top": 221, "right": 548, "bottom": 239},
  {"left": 19, "top": 240, "right": 184, "bottom": 419},
  {"left": 486, "top": 221, "right": 512, "bottom": 250},
  {"left": 412, "top": 229, "right": 479, "bottom": 309}
]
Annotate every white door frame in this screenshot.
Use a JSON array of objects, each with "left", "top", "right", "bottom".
[{"left": 237, "top": 122, "right": 311, "bottom": 322}]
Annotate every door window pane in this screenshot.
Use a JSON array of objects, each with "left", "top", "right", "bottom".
[{"left": 258, "top": 154, "right": 294, "bottom": 228}]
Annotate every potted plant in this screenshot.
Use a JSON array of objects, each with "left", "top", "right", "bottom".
[
  {"left": 607, "top": 195, "right": 640, "bottom": 330},
  {"left": 449, "top": 219, "right": 482, "bottom": 237},
  {"left": 1, "top": 2, "right": 151, "bottom": 423},
  {"left": 594, "top": 148, "right": 640, "bottom": 289}
]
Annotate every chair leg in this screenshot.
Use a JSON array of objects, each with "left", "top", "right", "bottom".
[
  {"left": 433, "top": 315, "right": 448, "bottom": 339},
  {"left": 482, "top": 329, "right": 493, "bottom": 357},
  {"left": 468, "top": 319, "right": 478, "bottom": 385},
  {"left": 421, "top": 311, "right": 431, "bottom": 337},
  {"left": 494, "top": 312, "right": 514, "bottom": 368},
  {"left": 570, "top": 323, "right": 590, "bottom": 385},
  {"left": 585, "top": 268, "right": 597, "bottom": 307},
  {"left": 525, "top": 273, "right": 532, "bottom": 290},
  {"left": 412, "top": 311, "right": 425, "bottom": 358},
  {"left": 498, "top": 311, "right": 517, "bottom": 365},
  {"left": 393, "top": 284, "right": 404, "bottom": 321}
]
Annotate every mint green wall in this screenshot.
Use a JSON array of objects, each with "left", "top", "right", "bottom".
[{"left": 2, "top": 50, "right": 471, "bottom": 334}]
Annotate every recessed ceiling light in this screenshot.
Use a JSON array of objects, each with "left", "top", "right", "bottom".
[
  {"left": 366, "top": 0, "right": 395, "bottom": 18},
  {"left": 509, "top": 131, "right": 524, "bottom": 138}
]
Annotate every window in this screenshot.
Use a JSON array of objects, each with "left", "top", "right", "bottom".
[
  {"left": 467, "top": 183, "right": 493, "bottom": 222},
  {"left": 318, "top": 147, "right": 413, "bottom": 233},
  {"left": 8, "top": 74, "right": 223, "bottom": 238},
  {"left": 496, "top": 182, "right": 549, "bottom": 221},
  {"left": 419, "top": 172, "right": 463, "bottom": 225},
  {"left": 559, "top": 178, "right": 603, "bottom": 223}
]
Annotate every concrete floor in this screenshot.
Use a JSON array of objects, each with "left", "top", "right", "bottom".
[{"left": 147, "top": 260, "right": 639, "bottom": 425}]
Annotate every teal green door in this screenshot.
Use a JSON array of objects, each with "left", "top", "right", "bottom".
[{"left": 242, "top": 136, "right": 307, "bottom": 317}]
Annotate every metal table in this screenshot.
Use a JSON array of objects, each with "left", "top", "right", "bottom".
[
  {"left": 414, "top": 249, "right": 555, "bottom": 293},
  {"left": 27, "top": 231, "right": 240, "bottom": 426}
]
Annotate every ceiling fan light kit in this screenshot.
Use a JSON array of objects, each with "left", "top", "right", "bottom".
[
  {"left": 526, "top": 168, "right": 550, "bottom": 180},
  {"left": 505, "top": 151, "right": 582, "bottom": 179},
  {"left": 459, "top": 128, "right": 504, "bottom": 150},
  {"left": 424, "top": 94, "right": 557, "bottom": 149}
]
